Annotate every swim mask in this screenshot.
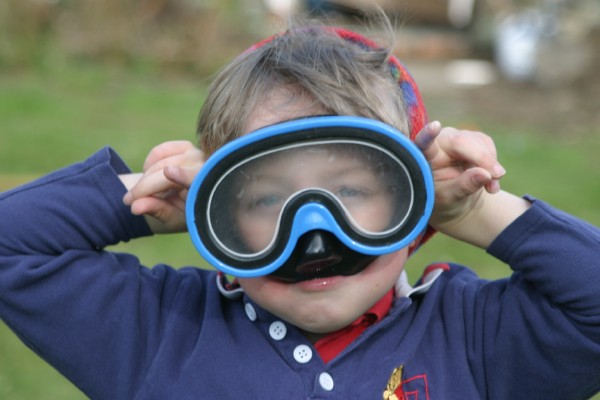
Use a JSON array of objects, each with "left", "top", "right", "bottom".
[{"left": 186, "top": 116, "right": 434, "bottom": 280}]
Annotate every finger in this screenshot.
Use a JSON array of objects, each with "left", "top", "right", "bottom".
[
  {"left": 438, "top": 167, "right": 493, "bottom": 203},
  {"left": 124, "top": 169, "right": 183, "bottom": 204},
  {"left": 414, "top": 121, "right": 443, "bottom": 160},
  {"left": 143, "top": 141, "right": 197, "bottom": 171},
  {"left": 442, "top": 130, "right": 506, "bottom": 179},
  {"left": 130, "top": 196, "right": 185, "bottom": 217},
  {"left": 163, "top": 165, "right": 202, "bottom": 188},
  {"left": 130, "top": 197, "right": 187, "bottom": 233},
  {"left": 143, "top": 149, "right": 206, "bottom": 181}
]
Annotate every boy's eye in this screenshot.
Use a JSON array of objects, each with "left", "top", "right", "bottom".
[
  {"left": 248, "top": 194, "right": 284, "bottom": 211},
  {"left": 335, "top": 186, "right": 367, "bottom": 198}
]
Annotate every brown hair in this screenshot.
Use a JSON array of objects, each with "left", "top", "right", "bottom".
[{"left": 197, "top": 26, "right": 409, "bottom": 155}]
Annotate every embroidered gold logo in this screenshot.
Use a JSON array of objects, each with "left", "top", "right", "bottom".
[{"left": 383, "top": 365, "right": 404, "bottom": 400}]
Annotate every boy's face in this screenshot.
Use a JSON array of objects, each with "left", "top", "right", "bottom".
[{"left": 236, "top": 90, "right": 409, "bottom": 337}]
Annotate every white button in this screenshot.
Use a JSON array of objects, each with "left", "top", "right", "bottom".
[
  {"left": 319, "top": 372, "right": 334, "bottom": 391},
  {"left": 293, "top": 344, "right": 313, "bottom": 363},
  {"left": 244, "top": 303, "right": 257, "bottom": 321},
  {"left": 269, "top": 321, "right": 287, "bottom": 340}
]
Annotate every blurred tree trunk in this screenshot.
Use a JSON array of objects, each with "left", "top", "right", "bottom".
[{"left": 0, "top": 0, "right": 261, "bottom": 75}]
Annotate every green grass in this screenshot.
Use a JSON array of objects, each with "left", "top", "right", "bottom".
[
  {"left": 0, "top": 65, "right": 206, "bottom": 173},
  {"left": 1, "top": 64, "right": 599, "bottom": 399}
]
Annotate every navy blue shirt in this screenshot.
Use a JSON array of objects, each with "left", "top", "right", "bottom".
[{"left": 1, "top": 148, "right": 599, "bottom": 399}]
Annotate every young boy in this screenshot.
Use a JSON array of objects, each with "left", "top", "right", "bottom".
[{"left": 1, "top": 26, "right": 599, "bottom": 400}]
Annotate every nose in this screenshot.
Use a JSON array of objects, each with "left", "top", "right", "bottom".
[{"left": 269, "top": 230, "right": 377, "bottom": 282}]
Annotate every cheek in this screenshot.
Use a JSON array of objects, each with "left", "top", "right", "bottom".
[
  {"left": 362, "top": 248, "right": 409, "bottom": 285},
  {"left": 235, "top": 214, "right": 277, "bottom": 252},
  {"left": 350, "top": 196, "right": 395, "bottom": 232}
]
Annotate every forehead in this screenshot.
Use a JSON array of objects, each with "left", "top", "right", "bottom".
[{"left": 243, "top": 89, "right": 327, "bottom": 135}]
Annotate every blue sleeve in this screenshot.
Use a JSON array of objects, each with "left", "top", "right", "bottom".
[
  {"left": 472, "top": 197, "right": 600, "bottom": 399},
  {"left": 0, "top": 147, "right": 151, "bottom": 253},
  {"left": 0, "top": 148, "right": 195, "bottom": 399}
]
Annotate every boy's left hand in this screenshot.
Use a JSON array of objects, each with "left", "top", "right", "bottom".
[
  {"left": 415, "top": 121, "right": 506, "bottom": 229},
  {"left": 414, "top": 121, "right": 534, "bottom": 248}
]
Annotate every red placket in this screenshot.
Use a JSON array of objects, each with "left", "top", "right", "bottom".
[{"left": 314, "top": 289, "right": 394, "bottom": 363}]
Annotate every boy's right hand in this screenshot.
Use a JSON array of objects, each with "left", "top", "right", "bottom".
[{"left": 121, "top": 140, "right": 205, "bottom": 234}]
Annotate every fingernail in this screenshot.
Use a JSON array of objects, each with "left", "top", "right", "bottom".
[
  {"left": 492, "top": 163, "right": 506, "bottom": 177},
  {"left": 123, "top": 192, "right": 132, "bottom": 205},
  {"left": 428, "top": 120, "right": 441, "bottom": 131},
  {"left": 474, "top": 174, "right": 490, "bottom": 186}
]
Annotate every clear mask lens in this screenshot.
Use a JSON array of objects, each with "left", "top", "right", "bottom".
[{"left": 207, "top": 140, "right": 413, "bottom": 258}]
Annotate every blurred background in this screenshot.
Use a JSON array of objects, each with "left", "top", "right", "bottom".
[{"left": 0, "top": 0, "right": 599, "bottom": 398}]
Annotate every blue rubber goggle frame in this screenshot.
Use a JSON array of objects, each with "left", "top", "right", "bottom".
[{"left": 186, "top": 116, "right": 434, "bottom": 278}]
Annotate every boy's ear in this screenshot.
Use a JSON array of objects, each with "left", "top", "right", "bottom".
[
  {"left": 408, "top": 239, "right": 419, "bottom": 254},
  {"left": 407, "top": 226, "right": 436, "bottom": 256}
]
